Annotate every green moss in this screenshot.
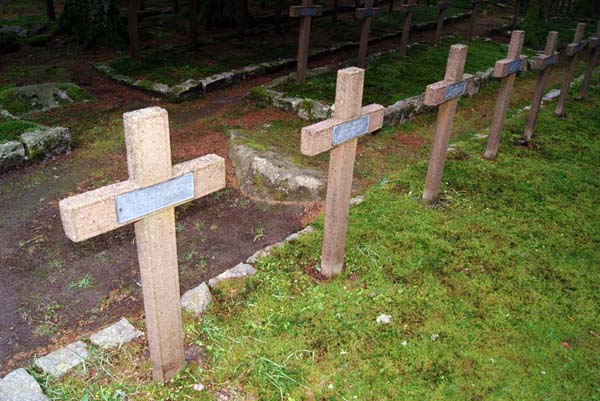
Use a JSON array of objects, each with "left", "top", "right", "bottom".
[
  {"left": 0, "top": 119, "right": 40, "bottom": 143},
  {"left": 57, "top": 83, "right": 92, "bottom": 102},
  {"left": 0, "top": 88, "right": 30, "bottom": 115},
  {"left": 26, "top": 33, "right": 50, "bottom": 47}
]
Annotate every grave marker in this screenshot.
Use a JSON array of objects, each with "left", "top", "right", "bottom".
[
  {"left": 356, "top": 0, "right": 380, "bottom": 68},
  {"left": 422, "top": 44, "right": 475, "bottom": 201},
  {"left": 467, "top": 0, "right": 481, "bottom": 41},
  {"left": 484, "top": 30, "right": 527, "bottom": 159},
  {"left": 399, "top": 0, "right": 417, "bottom": 57},
  {"left": 291, "top": 0, "right": 323, "bottom": 83},
  {"left": 59, "top": 107, "right": 226, "bottom": 382},
  {"left": 523, "top": 31, "right": 559, "bottom": 141},
  {"left": 555, "top": 23, "right": 586, "bottom": 117},
  {"left": 300, "top": 68, "right": 385, "bottom": 277},
  {"left": 435, "top": 1, "right": 450, "bottom": 45},
  {"left": 581, "top": 22, "right": 600, "bottom": 99}
]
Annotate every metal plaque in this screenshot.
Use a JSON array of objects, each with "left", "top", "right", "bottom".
[
  {"left": 507, "top": 58, "right": 524, "bottom": 74},
  {"left": 332, "top": 115, "right": 370, "bottom": 146},
  {"left": 300, "top": 7, "right": 318, "bottom": 17},
  {"left": 444, "top": 80, "right": 467, "bottom": 101},
  {"left": 544, "top": 54, "right": 558, "bottom": 67},
  {"left": 115, "top": 173, "right": 195, "bottom": 224}
]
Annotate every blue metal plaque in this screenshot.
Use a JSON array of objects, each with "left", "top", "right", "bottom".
[
  {"left": 115, "top": 173, "right": 195, "bottom": 224},
  {"left": 444, "top": 80, "right": 467, "bottom": 101},
  {"left": 573, "top": 41, "right": 585, "bottom": 53},
  {"left": 507, "top": 58, "right": 524, "bottom": 74},
  {"left": 332, "top": 115, "right": 370, "bottom": 146},
  {"left": 544, "top": 54, "right": 558, "bottom": 67},
  {"left": 300, "top": 7, "right": 318, "bottom": 17}
]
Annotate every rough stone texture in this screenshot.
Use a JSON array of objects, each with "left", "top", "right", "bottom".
[
  {"left": 34, "top": 341, "right": 88, "bottom": 379},
  {"left": 21, "top": 127, "right": 71, "bottom": 159},
  {"left": 285, "top": 225, "right": 314, "bottom": 242},
  {"left": 0, "top": 83, "right": 85, "bottom": 116},
  {"left": 246, "top": 242, "right": 285, "bottom": 264},
  {"left": 0, "top": 141, "right": 26, "bottom": 173},
  {"left": 0, "top": 369, "right": 48, "bottom": 401},
  {"left": 229, "top": 131, "right": 325, "bottom": 203},
  {"left": 181, "top": 282, "right": 212, "bottom": 314},
  {"left": 208, "top": 263, "right": 257, "bottom": 288},
  {"left": 89, "top": 318, "right": 144, "bottom": 349}
]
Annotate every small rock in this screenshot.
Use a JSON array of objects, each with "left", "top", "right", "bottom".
[
  {"left": 89, "top": 318, "right": 143, "bottom": 349},
  {"left": 473, "top": 133, "right": 488, "bottom": 139},
  {"left": 193, "top": 383, "right": 205, "bottom": 392},
  {"left": 0, "top": 141, "right": 26, "bottom": 173},
  {"left": 208, "top": 263, "right": 257, "bottom": 288},
  {"left": 246, "top": 242, "right": 284, "bottom": 264},
  {"left": 376, "top": 314, "right": 391, "bottom": 325},
  {"left": 401, "top": 340, "right": 408, "bottom": 347},
  {"left": 542, "top": 89, "right": 561, "bottom": 102},
  {"left": 431, "top": 333, "right": 440, "bottom": 342},
  {"left": 181, "top": 282, "right": 212, "bottom": 314},
  {"left": 285, "top": 226, "right": 314, "bottom": 242},
  {"left": 34, "top": 341, "right": 88, "bottom": 379},
  {"left": 349, "top": 195, "right": 365, "bottom": 206},
  {"left": 0, "top": 369, "right": 49, "bottom": 401}
]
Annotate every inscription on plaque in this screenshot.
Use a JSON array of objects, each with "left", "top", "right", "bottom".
[
  {"left": 444, "top": 80, "right": 467, "bottom": 101},
  {"left": 507, "top": 58, "right": 524, "bottom": 74},
  {"left": 115, "top": 173, "right": 195, "bottom": 224},
  {"left": 300, "top": 7, "right": 318, "bottom": 17},
  {"left": 332, "top": 115, "right": 370, "bottom": 146}
]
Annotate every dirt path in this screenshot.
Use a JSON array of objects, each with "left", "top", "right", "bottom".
[{"left": 0, "top": 6, "right": 516, "bottom": 373}]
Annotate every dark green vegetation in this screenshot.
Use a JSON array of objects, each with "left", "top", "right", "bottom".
[
  {"left": 522, "top": 16, "right": 598, "bottom": 47},
  {"left": 0, "top": 119, "right": 40, "bottom": 143},
  {"left": 0, "top": 83, "right": 92, "bottom": 115},
  {"left": 40, "top": 70, "right": 600, "bottom": 401},
  {"left": 278, "top": 37, "right": 536, "bottom": 106}
]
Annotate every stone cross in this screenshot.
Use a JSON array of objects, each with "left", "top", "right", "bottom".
[
  {"left": 484, "top": 30, "right": 527, "bottom": 159},
  {"left": 555, "top": 23, "right": 586, "bottom": 117},
  {"left": 290, "top": 0, "right": 323, "bottom": 83},
  {"left": 434, "top": 1, "right": 450, "bottom": 45},
  {"left": 399, "top": 0, "right": 417, "bottom": 57},
  {"left": 523, "top": 31, "right": 559, "bottom": 141},
  {"left": 356, "top": 0, "right": 380, "bottom": 68},
  {"left": 59, "top": 107, "right": 226, "bottom": 382},
  {"left": 581, "top": 22, "right": 600, "bottom": 99},
  {"left": 466, "top": 0, "right": 481, "bottom": 41},
  {"left": 300, "top": 68, "right": 384, "bottom": 277},
  {"left": 422, "top": 44, "right": 475, "bottom": 202}
]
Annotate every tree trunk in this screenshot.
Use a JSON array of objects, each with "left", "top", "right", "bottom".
[
  {"left": 59, "top": 0, "right": 123, "bottom": 47},
  {"left": 45, "top": 0, "right": 56, "bottom": 22},
  {"left": 191, "top": 0, "right": 199, "bottom": 47},
  {"left": 173, "top": 0, "right": 179, "bottom": 12},
  {"left": 128, "top": 0, "right": 141, "bottom": 59}
]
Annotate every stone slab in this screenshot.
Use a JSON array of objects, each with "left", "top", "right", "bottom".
[
  {"left": 89, "top": 318, "right": 144, "bottom": 349},
  {"left": 20, "top": 127, "right": 71, "bottom": 159},
  {"left": 0, "top": 140, "right": 26, "bottom": 173},
  {"left": 0, "top": 369, "right": 48, "bottom": 401},
  {"left": 208, "top": 263, "right": 257, "bottom": 288},
  {"left": 34, "top": 341, "right": 88, "bottom": 379},
  {"left": 181, "top": 282, "right": 212, "bottom": 315}
]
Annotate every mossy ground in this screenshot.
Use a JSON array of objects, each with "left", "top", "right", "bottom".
[
  {"left": 0, "top": 119, "right": 40, "bottom": 143},
  {"left": 278, "top": 37, "right": 537, "bottom": 106}
]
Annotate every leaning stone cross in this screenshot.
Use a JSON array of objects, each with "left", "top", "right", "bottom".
[
  {"left": 434, "top": 1, "right": 450, "bottom": 45},
  {"left": 290, "top": 0, "right": 323, "bottom": 83},
  {"left": 422, "top": 44, "right": 475, "bottom": 202},
  {"left": 555, "top": 22, "right": 586, "bottom": 117},
  {"left": 300, "top": 67, "right": 384, "bottom": 277},
  {"left": 356, "top": 0, "right": 380, "bottom": 68},
  {"left": 523, "top": 31, "right": 559, "bottom": 141},
  {"left": 399, "top": 0, "right": 417, "bottom": 57},
  {"left": 59, "top": 107, "right": 226, "bottom": 382},
  {"left": 467, "top": 0, "right": 481, "bottom": 41},
  {"left": 581, "top": 22, "right": 600, "bottom": 99},
  {"left": 484, "top": 30, "right": 527, "bottom": 159}
]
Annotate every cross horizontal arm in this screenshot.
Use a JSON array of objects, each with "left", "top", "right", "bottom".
[
  {"left": 531, "top": 53, "right": 559, "bottom": 70},
  {"left": 355, "top": 7, "right": 380, "bottom": 18},
  {"left": 400, "top": 4, "right": 417, "bottom": 13},
  {"left": 60, "top": 154, "right": 225, "bottom": 242},
  {"left": 424, "top": 74, "right": 476, "bottom": 106},
  {"left": 289, "top": 6, "right": 322, "bottom": 17},
  {"left": 301, "top": 104, "right": 384, "bottom": 156},
  {"left": 566, "top": 40, "right": 586, "bottom": 57},
  {"left": 493, "top": 55, "right": 528, "bottom": 78}
]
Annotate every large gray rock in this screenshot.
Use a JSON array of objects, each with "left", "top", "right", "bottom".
[
  {"left": 0, "top": 141, "right": 26, "bottom": 172},
  {"left": 21, "top": 127, "right": 71, "bottom": 159},
  {"left": 181, "top": 282, "right": 212, "bottom": 314},
  {"left": 229, "top": 131, "right": 325, "bottom": 203},
  {"left": 0, "top": 83, "right": 89, "bottom": 116},
  {"left": 0, "top": 369, "right": 48, "bottom": 401},
  {"left": 208, "top": 263, "right": 257, "bottom": 288},
  {"left": 34, "top": 341, "right": 88, "bottom": 379},
  {"left": 89, "top": 318, "right": 143, "bottom": 349}
]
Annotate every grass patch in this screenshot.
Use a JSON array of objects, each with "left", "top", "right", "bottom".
[
  {"left": 0, "top": 119, "right": 40, "bottom": 143},
  {"left": 278, "top": 37, "right": 536, "bottom": 106}
]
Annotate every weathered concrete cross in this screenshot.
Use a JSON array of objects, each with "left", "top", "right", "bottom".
[
  {"left": 523, "top": 31, "right": 559, "bottom": 141},
  {"left": 300, "top": 67, "right": 384, "bottom": 277},
  {"left": 466, "top": 0, "right": 481, "bottom": 41},
  {"left": 555, "top": 22, "right": 586, "bottom": 117},
  {"left": 581, "top": 22, "right": 600, "bottom": 99},
  {"left": 356, "top": 0, "right": 380, "bottom": 68},
  {"left": 290, "top": 0, "right": 323, "bottom": 83},
  {"left": 484, "top": 30, "right": 527, "bottom": 159},
  {"left": 422, "top": 44, "right": 475, "bottom": 202},
  {"left": 434, "top": 1, "right": 450, "bottom": 45},
  {"left": 399, "top": 0, "right": 417, "bottom": 57},
  {"left": 59, "top": 107, "right": 226, "bottom": 382}
]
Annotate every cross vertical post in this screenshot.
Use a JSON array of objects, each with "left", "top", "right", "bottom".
[
  {"left": 434, "top": 2, "right": 449, "bottom": 45},
  {"left": 45, "top": 0, "right": 56, "bottom": 22},
  {"left": 356, "top": 0, "right": 380, "bottom": 68},
  {"left": 466, "top": 0, "right": 481, "bottom": 41},
  {"left": 555, "top": 23, "right": 586, "bottom": 117},
  {"left": 290, "top": 0, "right": 323, "bottom": 83},
  {"left": 128, "top": 0, "right": 141, "bottom": 59},
  {"left": 580, "top": 22, "right": 600, "bottom": 99},
  {"left": 523, "top": 31, "right": 559, "bottom": 141},
  {"left": 399, "top": 0, "right": 417, "bottom": 57},
  {"left": 300, "top": 68, "right": 385, "bottom": 277},
  {"left": 422, "top": 44, "right": 475, "bottom": 202},
  {"left": 59, "top": 107, "right": 226, "bottom": 382},
  {"left": 485, "top": 30, "right": 527, "bottom": 159}
]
